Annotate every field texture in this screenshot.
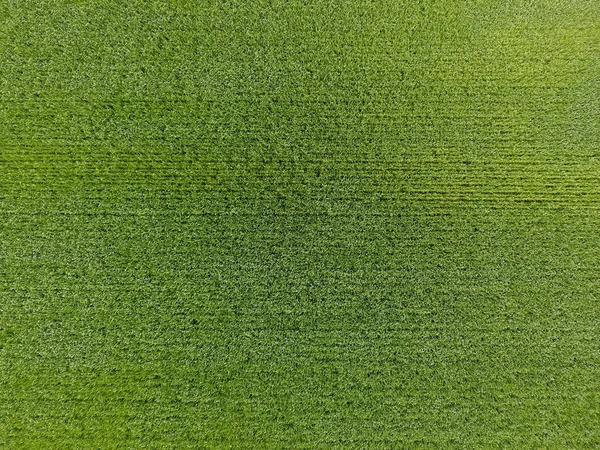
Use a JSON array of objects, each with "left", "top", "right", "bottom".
[{"left": 1, "top": 0, "right": 600, "bottom": 448}]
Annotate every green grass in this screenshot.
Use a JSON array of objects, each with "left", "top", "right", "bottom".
[{"left": 1, "top": 0, "right": 600, "bottom": 448}]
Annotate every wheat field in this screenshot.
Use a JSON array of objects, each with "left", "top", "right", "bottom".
[{"left": 1, "top": 0, "right": 600, "bottom": 448}]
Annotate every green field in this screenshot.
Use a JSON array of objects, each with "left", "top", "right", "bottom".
[{"left": 1, "top": 0, "right": 600, "bottom": 448}]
